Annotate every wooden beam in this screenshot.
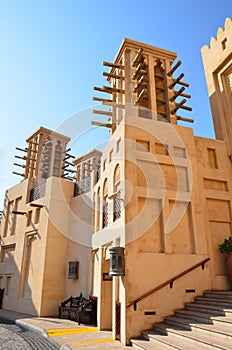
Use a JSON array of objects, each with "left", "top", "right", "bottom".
[
  {"left": 177, "top": 116, "right": 194, "bottom": 123},
  {"left": 168, "top": 73, "right": 185, "bottom": 89},
  {"left": 132, "top": 48, "right": 144, "bottom": 67},
  {"left": 16, "top": 147, "right": 27, "bottom": 153},
  {"left": 91, "top": 121, "right": 112, "bottom": 128},
  {"left": 93, "top": 96, "right": 113, "bottom": 103},
  {"left": 169, "top": 87, "right": 185, "bottom": 102},
  {"left": 93, "top": 109, "right": 112, "bottom": 117},
  {"left": 180, "top": 104, "right": 192, "bottom": 112},
  {"left": 14, "top": 163, "right": 35, "bottom": 169},
  {"left": 134, "top": 89, "right": 148, "bottom": 105},
  {"left": 103, "top": 61, "right": 124, "bottom": 69},
  {"left": 171, "top": 99, "right": 187, "bottom": 114},
  {"left": 103, "top": 72, "right": 124, "bottom": 80},
  {"left": 132, "top": 63, "right": 147, "bottom": 80},
  {"left": 167, "top": 60, "right": 182, "bottom": 77},
  {"left": 94, "top": 86, "right": 125, "bottom": 94},
  {"left": 12, "top": 171, "right": 25, "bottom": 177}
]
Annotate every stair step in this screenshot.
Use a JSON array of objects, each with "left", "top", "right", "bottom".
[
  {"left": 151, "top": 322, "right": 232, "bottom": 350},
  {"left": 131, "top": 337, "right": 177, "bottom": 349},
  {"left": 185, "top": 302, "right": 232, "bottom": 317},
  {"left": 195, "top": 296, "right": 232, "bottom": 308},
  {"left": 175, "top": 309, "right": 232, "bottom": 327},
  {"left": 204, "top": 290, "right": 232, "bottom": 300},
  {"left": 142, "top": 329, "right": 219, "bottom": 349},
  {"left": 165, "top": 315, "right": 232, "bottom": 337}
]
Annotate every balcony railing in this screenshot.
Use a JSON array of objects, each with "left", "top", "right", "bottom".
[
  {"left": 30, "top": 183, "right": 46, "bottom": 202},
  {"left": 74, "top": 176, "right": 91, "bottom": 197}
]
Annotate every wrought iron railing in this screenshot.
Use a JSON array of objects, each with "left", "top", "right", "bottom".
[
  {"left": 113, "top": 192, "right": 121, "bottom": 221},
  {"left": 127, "top": 257, "right": 210, "bottom": 309},
  {"left": 102, "top": 202, "right": 108, "bottom": 228},
  {"left": 29, "top": 183, "right": 46, "bottom": 202},
  {"left": 74, "top": 176, "right": 91, "bottom": 197}
]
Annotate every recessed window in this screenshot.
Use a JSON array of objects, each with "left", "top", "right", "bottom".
[
  {"left": 221, "top": 38, "right": 227, "bottom": 50},
  {"left": 26, "top": 210, "right": 32, "bottom": 226},
  {"left": 136, "top": 139, "right": 150, "bottom": 152},
  {"left": 34, "top": 208, "right": 41, "bottom": 224}
]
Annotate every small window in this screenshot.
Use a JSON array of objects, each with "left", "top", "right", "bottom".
[{"left": 68, "top": 261, "right": 79, "bottom": 279}]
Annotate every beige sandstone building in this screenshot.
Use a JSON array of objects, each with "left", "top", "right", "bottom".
[{"left": 0, "top": 18, "right": 232, "bottom": 345}]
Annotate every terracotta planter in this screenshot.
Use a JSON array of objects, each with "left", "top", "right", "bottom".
[{"left": 226, "top": 252, "right": 232, "bottom": 284}]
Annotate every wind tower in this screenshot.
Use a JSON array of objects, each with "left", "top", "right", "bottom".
[
  {"left": 13, "top": 126, "right": 75, "bottom": 187},
  {"left": 92, "top": 38, "right": 193, "bottom": 130}
]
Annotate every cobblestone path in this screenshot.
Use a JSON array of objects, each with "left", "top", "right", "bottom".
[{"left": 0, "top": 318, "right": 59, "bottom": 350}]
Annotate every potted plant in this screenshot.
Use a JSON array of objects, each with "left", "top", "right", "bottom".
[{"left": 218, "top": 236, "right": 232, "bottom": 284}]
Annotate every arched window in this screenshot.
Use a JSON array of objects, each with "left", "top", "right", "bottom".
[
  {"left": 113, "top": 164, "right": 121, "bottom": 221},
  {"left": 102, "top": 179, "right": 108, "bottom": 228}
]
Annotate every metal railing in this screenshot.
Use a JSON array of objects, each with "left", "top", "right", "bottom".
[
  {"left": 127, "top": 257, "right": 210, "bottom": 309},
  {"left": 30, "top": 183, "right": 46, "bottom": 202},
  {"left": 74, "top": 176, "right": 91, "bottom": 197}
]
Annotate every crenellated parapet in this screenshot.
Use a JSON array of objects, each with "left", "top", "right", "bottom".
[{"left": 201, "top": 18, "right": 232, "bottom": 153}]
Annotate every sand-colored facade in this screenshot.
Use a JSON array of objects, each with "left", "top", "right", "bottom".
[{"left": 0, "top": 18, "right": 232, "bottom": 346}]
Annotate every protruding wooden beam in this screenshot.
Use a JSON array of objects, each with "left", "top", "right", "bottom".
[
  {"left": 93, "top": 109, "right": 112, "bottom": 117},
  {"left": 169, "top": 87, "right": 185, "bottom": 102},
  {"left": 15, "top": 155, "right": 35, "bottom": 161},
  {"left": 62, "top": 160, "right": 74, "bottom": 167},
  {"left": 16, "top": 147, "right": 27, "bottom": 153},
  {"left": 132, "top": 48, "right": 144, "bottom": 67},
  {"left": 180, "top": 104, "right": 192, "bottom": 112},
  {"left": 168, "top": 73, "right": 185, "bottom": 89},
  {"left": 12, "top": 210, "right": 26, "bottom": 215},
  {"left": 26, "top": 148, "right": 38, "bottom": 153},
  {"left": 93, "top": 97, "right": 113, "bottom": 103},
  {"left": 64, "top": 153, "right": 75, "bottom": 160},
  {"left": 91, "top": 121, "right": 112, "bottom": 129},
  {"left": 94, "top": 86, "right": 125, "bottom": 94},
  {"left": 12, "top": 171, "right": 25, "bottom": 177},
  {"left": 171, "top": 99, "right": 187, "bottom": 114},
  {"left": 177, "top": 116, "right": 194, "bottom": 123},
  {"left": 178, "top": 80, "right": 189, "bottom": 88},
  {"left": 14, "top": 163, "right": 35, "bottom": 169},
  {"left": 102, "top": 101, "right": 125, "bottom": 109},
  {"left": 103, "top": 61, "right": 124, "bottom": 69},
  {"left": 167, "top": 60, "right": 182, "bottom": 77},
  {"left": 103, "top": 72, "right": 124, "bottom": 80}
]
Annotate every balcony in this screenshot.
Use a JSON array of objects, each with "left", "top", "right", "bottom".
[{"left": 74, "top": 176, "right": 91, "bottom": 197}]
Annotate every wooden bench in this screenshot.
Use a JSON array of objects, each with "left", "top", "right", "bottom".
[{"left": 58, "top": 293, "right": 97, "bottom": 325}]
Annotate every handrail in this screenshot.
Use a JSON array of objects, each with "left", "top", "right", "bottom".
[{"left": 127, "top": 257, "right": 210, "bottom": 308}]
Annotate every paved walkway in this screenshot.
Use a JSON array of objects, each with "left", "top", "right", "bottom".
[{"left": 0, "top": 309, "right": 129, "bottom": 349}]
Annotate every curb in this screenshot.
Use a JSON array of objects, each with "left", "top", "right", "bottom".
[{"left": 16, "top": 319, "right": 49, "bottom": 338}]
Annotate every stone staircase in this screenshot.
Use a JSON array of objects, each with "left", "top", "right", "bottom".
[{"left": 130, "top": 290, "right": 232, "bottom": 349}]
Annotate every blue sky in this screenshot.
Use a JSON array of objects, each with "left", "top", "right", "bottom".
[{"left": 0, "top": 0, "right": 231, "bottom": 206}]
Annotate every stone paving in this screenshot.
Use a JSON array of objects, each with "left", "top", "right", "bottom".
[{"left": 0, "top": 309, "right": 129, "bottom": 349}]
